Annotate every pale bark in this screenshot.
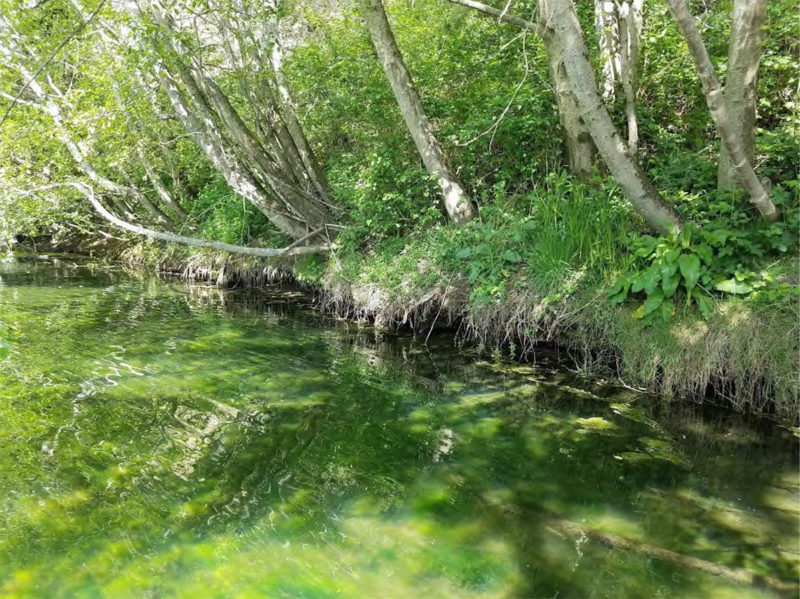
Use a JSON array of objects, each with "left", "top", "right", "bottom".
[
  {"left": 617, "top": 0, "right": 643, "bottom": 153},
  {"left": 445, "top": 0, "right": 596, "bottom": 179},
  {"left": 269, "top": 34, "right": 332, "bottom": 206},
  {"left": 0, "top": 37, "right": 171, "bottom": 226},
  {"left": 147, "top": 0, "right": 334, "bottom": 238},
  {"left": 540, "top": 0, "right": 680, "bottom": 233},
  {"left": 594, "top": 0, "right": 620, "bottom": 100},
  {"left": 66, "top": 181, "right": 334, "bottom": 258},
  {"left": 666, "top": 0, "right": 779, "bottom": 221},
  {"left": 543, "top": 30, "right": 598, "bottom": 180},
  {"left": 362, "top": 0, "right": 476, "bottom": 225},
  {"left": 718, "top": 0, "right": 767, "bottom": 190},
  {"left": 157, "top": 66, "right": 312, "bottom": 239},
  {"left": 111, "top": 82, "right": 188, "bottom": 222}
]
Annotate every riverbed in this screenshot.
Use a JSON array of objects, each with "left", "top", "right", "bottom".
[{"left": 0, "top": 256, "right": 797, "bottom": 598}]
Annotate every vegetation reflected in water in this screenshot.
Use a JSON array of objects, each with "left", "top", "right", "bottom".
[{"left": 0, "top": 257, "right": 797, "bottom": 598}]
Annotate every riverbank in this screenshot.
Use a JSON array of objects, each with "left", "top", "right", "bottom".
[{"left": 52, "top": 229, "right": 798, "bottom": 425}]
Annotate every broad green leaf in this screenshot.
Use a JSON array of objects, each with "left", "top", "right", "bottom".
[
  {"left": 714, "top": 278, "right": 753, "bottom": 294},
  {"left": 643, "top": 265, "right": 661, "bottom": 295},
  {"left": 694, "top": 244, "right": 714, "bottom": 265},
  {"left": 643, "top": 290, "right": 665, "bottom": 316},
  {"left": 664, "top": 248, "right": 680, "bottom": 265},
  {"left": 660, "top": 257, "right": 679, "bottom": 280},
  {"left": 456, "top": 247, "right": 471, "bottom": 259},
  {"left": 677, "top": 253, "right": 701, "bottom": 291},
  {"left": 502, "top": 249, "right": 521, "bottom": 263},
  {"left": 634, "top": 290, "right": 664, "bottom": 319},
  {"left": 662, "top": 271, "right": 680, "bottom": 298}
]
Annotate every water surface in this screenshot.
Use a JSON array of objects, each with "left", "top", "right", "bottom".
[{"left": 0, "top": 256, "right": 797, "bottom": 598}]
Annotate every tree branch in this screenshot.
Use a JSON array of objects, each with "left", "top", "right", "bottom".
[
  {"left": 22, "top": 182, "right": 336, "bottom": 258},
  {"left": 445, "top": 0, "right": 543, "bottom": 35},
  {"left": 0, "top": 0, "right": 107, "bottom": 128}
]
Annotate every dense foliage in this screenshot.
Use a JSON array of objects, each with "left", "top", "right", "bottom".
[{"left": 0, "top": 0, "right": 797, "bottom": 344}]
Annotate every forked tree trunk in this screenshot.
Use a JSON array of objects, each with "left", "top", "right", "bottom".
[
  {"left": 540, "top": 0, "right": 680, "bottom": 233},
  {"left": 362, "top": 0, "right": 476, "bottom": 225},
  {"left": 666, "top": 0, "right": 779, "bottom": 221},
  {"left": 147, "top": 0, "right": 334, "bottom": 239},
  {"left": 157, "top": 66, "right": 312, "bottom": 239},
  {"left": 718, "top": 0, "right": 767, "bottom": 191}
]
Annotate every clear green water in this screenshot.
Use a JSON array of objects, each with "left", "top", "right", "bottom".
[{"left": 0, "top": 256, "right": 797, "bottom": 599}]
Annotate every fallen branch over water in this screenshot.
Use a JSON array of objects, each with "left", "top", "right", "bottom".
[
  {"left": 551, "top": 518, "right": 798, "bottom": 593},
  {"left": 24, "top": 182, "right": 336, "bottom": 258}
]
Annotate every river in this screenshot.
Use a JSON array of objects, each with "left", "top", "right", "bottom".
[{"left": 0, "top": 255, "right": 797, "bottom": 598}]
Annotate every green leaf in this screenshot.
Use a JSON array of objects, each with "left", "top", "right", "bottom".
[
  {"left": 708, "top": 229, "right": 731, "bottom": 245},
  {"left": 456, "top": 247, "right": 471, "bottom": 259},
  {"left": 634, "top": 290, "right": 664, "bottom": 319},
  {"left": 694, "top": 293, "right": 714, "bottom": 319},
  {"left": 662, "top": 271, "right": 680, "bottom": 298},
  {"left": 677, "top": 253, "right": 701, "bottom": 291},
  {"left": 694, "top": 244, "right": 714, "bottom": 265},
  {"left": 643, "top": 264, "right": 661, "bottom": 295},
  {"left": 609, "top": 291, "right": 627, "bottom": 306},
  {"left": 660, "top": 257, "right": 679, "bottom": 280},
  {"left": 714, "top": 278, "right": 753, "bottom": 294},
  {"left": 633, "top": 235, "right": 658, "bottom": 257},
  {"left": 502, "top": 249, "right": 522, "bottom": 263},
  {"left": 664, "top": 248, "right": 680, "bottom": 265}
]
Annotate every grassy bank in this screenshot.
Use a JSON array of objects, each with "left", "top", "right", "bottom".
[{"left": 96, "top": 191, "right": 798, "bottom": 424}]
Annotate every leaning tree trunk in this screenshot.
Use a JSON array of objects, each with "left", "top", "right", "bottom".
[
  {"left": 666, "top": 0, "right": 779, "bottom": 221},
  {"left": 147, "top": 0, "right": 334, "bottom": 239},
  {"left": 4, "top": 50, "right": 171, "bottom": 226},
  {"left": 362, "top": 0, "right": 476, "bottom": 225},
  {"left": 718, "top": 0, "right": 767, "bottom": 191},
  {"left": 539, "top": 0, "right": 680, "bottom": 234},
  {"left": 269, "top": 32, "right": 332, "bottom": 206},
  {"left": 156, "top": 66, "right": 312, "bottom": 239}
]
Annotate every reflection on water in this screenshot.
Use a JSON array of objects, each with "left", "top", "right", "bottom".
[{"left": 0, "top": 256, "right": 797, "bottom": 598}]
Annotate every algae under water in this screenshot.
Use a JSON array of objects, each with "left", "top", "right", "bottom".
[{"left": 0, "top": 256, "right": 797, "bottom": 598}]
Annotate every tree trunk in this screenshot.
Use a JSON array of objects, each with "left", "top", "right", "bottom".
[
  {"left": 270, "top": 33, "right": 333, "bottom": 206},
  {"left": 594, "top": 0, "right": 620, "bottom": 100},
  {"left": 4, "top": 51, "right": 171, "bottom": 226},
  {"left": 362, "top": 0, "right": 476, "bottom": 225},
  {"left": 147, "top": 0, "right": 334, "bottom": 239},
  {"left": 445, "top": 0, "right": 596, "bottom": 179},
  {"left": 539, "top": 0, "right": 680, "bottom": 234},
  {"left": 543, "top": 30, "right": 597, "bottom": 180},
  {"left": 718, "top": 0, "right": 767, "bottom": 191},
  {"left": 618, "top": 0, "right": 643, "bottom": 153},
  {"left": 666, "top": 0, "right": 779, "bottom": 221},
  {"left": 157, "top": 66, "right": 312, "bottom": 239}
]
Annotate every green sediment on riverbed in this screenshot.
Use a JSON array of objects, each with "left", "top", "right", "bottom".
[{"left": 0, "top": 257, "right": 797, "bottom": 599}]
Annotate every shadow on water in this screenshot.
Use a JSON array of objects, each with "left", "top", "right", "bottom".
[{"left": 0, "top": 257, "right": 797, "bottom": 598}]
